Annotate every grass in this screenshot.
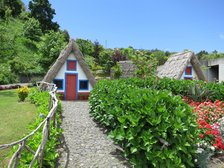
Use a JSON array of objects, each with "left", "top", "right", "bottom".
[{"left": 0, "top": 89, "right": 36, "bottom": 167}]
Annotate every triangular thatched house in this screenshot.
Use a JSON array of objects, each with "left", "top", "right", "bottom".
[
  {"left": 157, "top": 51, "right": 206, "bottom": 81},
  {"left": 41, "top": 39, "right": 96, "bottom": 100}
]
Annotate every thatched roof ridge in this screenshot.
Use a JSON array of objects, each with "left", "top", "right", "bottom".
[
  {"left": 41, "top": 39, "right": 96, "bottom": 87},
  {"left": 157, "top": 51, "right": 206, "bottom": 81}
]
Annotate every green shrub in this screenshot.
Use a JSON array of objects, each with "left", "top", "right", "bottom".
[
  {"left": 16, "top": 86, "right": 29, "bottom": 101},
  {"left": 111, "top": 62, "right": 122, "bottom": 79},
  {"left": 89, "top": 79, "right": 199, "bottom": 167},
  {"left": 106, "top": 77, "right": 224, "bottom": 101}
]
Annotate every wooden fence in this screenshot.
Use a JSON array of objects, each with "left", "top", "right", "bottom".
[{"left": 0, "top": 82, "right": 58, "bottom": 168}]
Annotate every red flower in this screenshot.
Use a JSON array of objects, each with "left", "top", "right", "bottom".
[
  {"left": 199, "top": 134, "right": 204, "bottom": 138},
  {"left": 205, "top": 131, "right": 211, "bottom": 135}
]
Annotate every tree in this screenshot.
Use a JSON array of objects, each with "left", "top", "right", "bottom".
[
  {"left": 0, "top": 0, "right": 24, "bottom": 18},
  {"left": 196, "top": 50, "right": 208, "bottom": 60},
  {"left": 29, "top": 0, "right": 59, "bottom": 32},
  {"left": 132, "top": 55, "right": 158, "bottom": 79},
  {"left": 93, "top": 40, "right": 103, "bottom": 62},
  {"left": 151, "top": 50, "right": 168, "bottom": 65},
  {"left": 38, "top": 31, "right": 66, "bottom": 70},
  {"left": 0, "top": 24, "right": 16, "bottom": 62},
  {"left": 23, "top": 17, "right": 42, "bottom": 41},
  {"left": 61, "top": 29, "right": 70, "bottom": 42},
  {"left": 98, "top": 49, "right": 114, "bottom": 73},
  {"left": 76, "top": 38, "right": 94, "bottom": 56}
]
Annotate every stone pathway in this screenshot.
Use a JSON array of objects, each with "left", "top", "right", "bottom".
[{"left": 58, "top": 101, "right": 131, "bottom": 168}]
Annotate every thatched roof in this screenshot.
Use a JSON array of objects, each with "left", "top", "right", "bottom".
[
  {"left": 157, "top": 51, "right": 206, "bottom": 81},
  {"left": 41, "top": 39, "right": 96, "bottom": 87},
  {"left": 119, "top": 61, "right": 136, "bottom": 78}
]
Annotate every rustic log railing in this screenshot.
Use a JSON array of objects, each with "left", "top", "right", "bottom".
[{"left": 0, "top": 82, "right": 58, "bottom": 168}]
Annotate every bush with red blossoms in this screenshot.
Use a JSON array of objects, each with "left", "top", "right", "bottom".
[{"left": 183, "top": 97, "right": 224, "bottom": 151}]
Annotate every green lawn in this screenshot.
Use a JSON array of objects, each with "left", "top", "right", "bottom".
[{"left": 0, "top": 89, "right": 36, "bottom": 166}]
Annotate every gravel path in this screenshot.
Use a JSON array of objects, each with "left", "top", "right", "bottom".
[{"left": 58, "top": 101, "right": 131, "bottom": 168}]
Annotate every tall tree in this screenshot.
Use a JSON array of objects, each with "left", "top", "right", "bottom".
[{"left": 29, "top": 0, "right": 59, "bottom": 32}]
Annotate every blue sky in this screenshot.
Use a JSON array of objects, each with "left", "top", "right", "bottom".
[{"left": 22, "top": 0, "right": 224, "bottom": 52}]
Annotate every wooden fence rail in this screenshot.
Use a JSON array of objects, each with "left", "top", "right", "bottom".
[{"left": 0, "top": 82, "right": 58, "bottom": 168}]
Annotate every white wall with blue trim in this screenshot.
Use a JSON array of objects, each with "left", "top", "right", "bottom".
[{"left": 53, "top": 53, "right": 93, "bottom": 92}]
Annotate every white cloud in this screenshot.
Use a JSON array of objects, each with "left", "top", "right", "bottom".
[{"left": 219, "top": 33, "right": 224, "bottom": 40}]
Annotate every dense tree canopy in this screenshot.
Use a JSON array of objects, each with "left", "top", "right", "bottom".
[{"left": 29, "top": 0, "right": 59, "bottom": 32}]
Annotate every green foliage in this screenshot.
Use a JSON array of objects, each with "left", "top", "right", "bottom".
[
  {"left": 186, "top": 84, "right": 214, "bottom": 102},
  {"left": 109, "top": 77, "right": 224, "bottom": 101},
  {"left": 0, "top": 18, "right": 43, "bottom": 82},
  {"left": 0, "top": 63, "right": 17, "bottom": 84},
  {"left": 23, "top": 17, "right": 42, "bottom": 41},
  {"left": 93, "top": 40, "right": 104, "bottom": 62},
  {"left": 150, "top": 50, "right": 168, "bottom": 65},
  {"left": 16, "top": 86, "right": 29, "bottom": 101},
  {"left": 29, "top": 0, "right": 59, "bottom": 32},
  {"left": 61, "top": 29, "right": 70, "bottom": 42},
  {"left": 111, "top": 62, "right": 122, "bottom": 79},
  {"left": 98, "top": 49, "right": 114, "bottom": 73},
  {"left": 0, "top": 21, "right": 16, "bottom": 62},
  {"left": 76, "top": 38, "right": 94, "bottom": 57},
  {"left": 89, "top": 79, "right": 199, "bottom": 167},
  {"left": 198, "top": 50, "right": 224, "bottom": 60},
  {"left": 0, "top": 0, "right": 25, "bottom": 18},
  {"left": 14, "top": 88, "right": 62, "bottom": 167},
  {"left": 38, "top": 31, "right": 66, "bottom": 70},
  {"left": 132, "top": 55, "right": 158, "bottom": 79}
]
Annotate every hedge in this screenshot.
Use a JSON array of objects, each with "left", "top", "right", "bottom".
[
  {"left": 89, "top": 79, "right": 199, "bottom": 167},
  {"left": 109, "top": 77, "right": 224, "bottom": 101}
]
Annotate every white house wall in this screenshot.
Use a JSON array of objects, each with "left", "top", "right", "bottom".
[
  {"left": 207, "top": 58, "right": 224, "bottom": 82},
  {"left": 180, "top": 63, "right": 198, "bottom": 80},
  {"left": 219, "top": 65, "right": 224, "bottom": 82},
  {"left": 54, "top": 53, "right": 93, "bottom": 92}
]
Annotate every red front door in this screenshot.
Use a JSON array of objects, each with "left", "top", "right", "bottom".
[{"left": 66, "top": 74, "right": 77, "bottom": 100}]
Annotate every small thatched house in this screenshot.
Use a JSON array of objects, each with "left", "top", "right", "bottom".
[
  {"left": 41, "top": 39, "right": 96, "bottom": 100},
  {"left": 157, "top": 51, "right": 206, "bottom": 81}
]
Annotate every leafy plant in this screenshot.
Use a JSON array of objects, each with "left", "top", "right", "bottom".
[
  {"left": 111, "top": 62, "right": 122, "bottom": 79},
  {"left": 186, "top": 84, "right": 214, "bottom": 102},
  {"left": 16, "top": 86, "right": 29, "bottom": 101},
  {"left": 89, "top": 79, "right": 199, "bottom": 167}
]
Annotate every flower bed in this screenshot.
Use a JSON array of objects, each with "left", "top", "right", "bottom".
[{"left": 183, "top": 97, "right": 224, "bottom": 165}]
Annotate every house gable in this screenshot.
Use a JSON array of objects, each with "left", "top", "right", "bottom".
[
  {"left": 157, "top": 51, "right": 206, "bottom": 81},
  {"left": 41, "top": 39, "right": 96, "bottom": 100}
]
